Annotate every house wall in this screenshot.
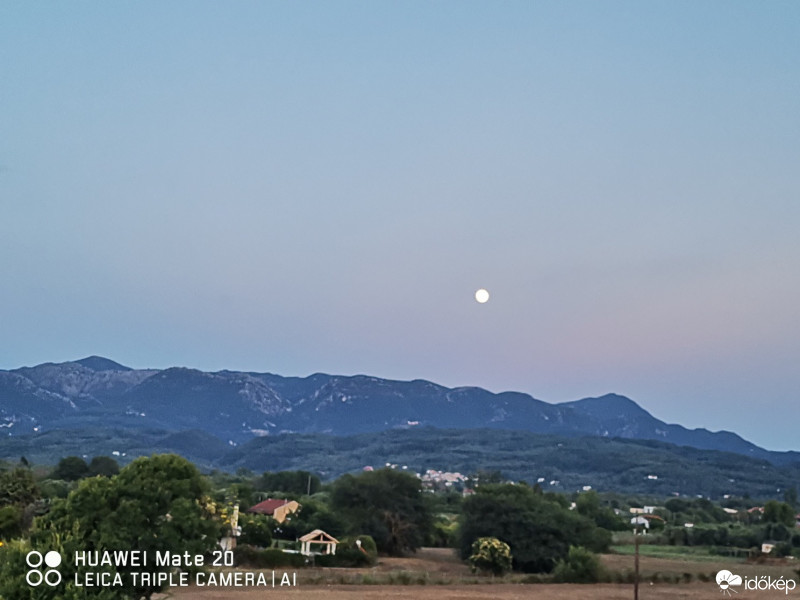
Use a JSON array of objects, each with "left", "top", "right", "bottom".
[{"left": 273, "top": 500, "right": 300, "bottom": 524}]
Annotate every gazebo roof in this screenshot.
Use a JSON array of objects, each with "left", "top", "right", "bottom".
[{"left": 299, "top": 529, "right": 339, "bottom": 544}]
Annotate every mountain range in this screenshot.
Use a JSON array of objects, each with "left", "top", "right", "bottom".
[{"left": 1, "top": 356, "right": 797, "bottom": 467}]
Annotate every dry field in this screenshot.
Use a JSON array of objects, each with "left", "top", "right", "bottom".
[
  {"left": 155, "top": 547, "right": 799, "bottom": 600},
  {"left": 158, "top": 582, "right": 718, "bottom": 600}
]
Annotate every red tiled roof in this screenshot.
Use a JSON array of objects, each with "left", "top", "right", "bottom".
[{"left": 249, "top": 498, "right": 290, "bottom": 515}]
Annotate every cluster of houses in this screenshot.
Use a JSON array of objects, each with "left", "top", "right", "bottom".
[
  {"left": 626, "top": 504, "right": 800, "bottom": 555},
  {"left": 420, "top": 469, "right": 469, "bottom": 490}
]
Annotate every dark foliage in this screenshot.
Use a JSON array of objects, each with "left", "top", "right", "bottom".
[
  {"left": 459, "top": 484, "right": 611, "bottom": 573},
  {"left": 331, "top": 468, "right": 433, "bottom": 556}
]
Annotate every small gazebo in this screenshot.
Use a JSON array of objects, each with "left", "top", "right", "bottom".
[{"left": 299, "top": 529, "right": 339, "bottom": 556}]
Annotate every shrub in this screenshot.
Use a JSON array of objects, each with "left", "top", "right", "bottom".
[
  {"left": 468, "top": 537, "right": 512, "bottom": 576},
  {"left": 340, "top": 534, "right": 378, "bottom": 558},
  {"left": 0, "top": 505, "right": 23, "bottom": 539},
  {"left": 233, "top": 546, "right": 307, "bottom": 568},
  {"left": 316, "top": 547, "right": 374, "bottom": 568},
  {"left": 313, "top": 535, "right": 377, "bottom": 567},
  {"left": 552, "top": 546, "right": 604, "bottom": 583},
  {"left": 238, "top": 514, "right": 273, "bottom": 548}
]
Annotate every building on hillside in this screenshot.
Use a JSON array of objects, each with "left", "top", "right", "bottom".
[
  {"left": 248, "top": 498, "right": 301, "bottom": 524},
  {"left": 631, "top": 514, "right": 664, "bottom": 532},
  {"left": 420, "top": 469, "right": 469, "bottom": 489},
  {"left": 630, "top": 506, "right": 659, "bottom": 515}
]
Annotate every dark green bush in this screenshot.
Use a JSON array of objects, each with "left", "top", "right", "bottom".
[
  {"left": 316, "top": 547, "right": 374, "bottom": 567},
  {"left": 233, "top": 546, "right": 307, "bottom": 568},
  {"left": 340, "top": 534, "right": 378, "bottom": 558},
  {"left": 552, "top": 546, "right": 604, "bottom": 583}
]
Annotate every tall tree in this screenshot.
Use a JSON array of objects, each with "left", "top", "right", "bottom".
[
  {"left": 331, "top": 468, "right": 432, "bottom": 556},
  {"left": 88, "top": 456, "right": 120, "bottom": 477},
  {"left": 52, "top": 456, "right": 90, "bottom": 481}
]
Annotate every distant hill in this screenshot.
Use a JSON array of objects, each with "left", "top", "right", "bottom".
[
  {"left": 75, "top": 356, "right": 132, "bottom": 372},
  {"left": 1, "top": 357, "right": 798, "bottom": 468},
  {"left": 0, "top": 426, "right": 797, "bottom": 499}
]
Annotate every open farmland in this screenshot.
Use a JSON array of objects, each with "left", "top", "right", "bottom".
[
  {"left": 159, "top": 582, "right": 718, "bottom": 600},
  {"left": 156, "top": 548, "right": 800, "bottom": 599}
]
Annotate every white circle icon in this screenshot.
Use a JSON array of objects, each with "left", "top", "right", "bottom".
[
  {"left": 44, "top": 551, "right": 62, "bottom": 568},
  {"left": 475, "top": 288, "right": 490, "bottom": 303},
  {"left": 45, "top": 570, "right": 63, "bottom": 586},
  {"left": 26, "top": 569, "right": 43, "bottom": 586},
  {"left": 26, "top": 551, "right": 43, "bottom": 568}
]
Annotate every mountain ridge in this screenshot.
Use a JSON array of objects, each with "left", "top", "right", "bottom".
[{"left": 1, "top": 357, "right": 797, "bottom": 466}]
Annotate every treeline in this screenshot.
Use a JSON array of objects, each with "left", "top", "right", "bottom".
[
  {"left": 4, "top": 427, "right": 800, "bottom": 498},
  {"left": 2, "top": 453, "right": 799, "bottom": 598},
  {"left": 639, "top": 497, "right": 800, "bottom": 557}
]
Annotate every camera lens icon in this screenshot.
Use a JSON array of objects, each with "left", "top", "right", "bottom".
[{"left": 26, "top": 550, "right": 62, "bottom": 587}]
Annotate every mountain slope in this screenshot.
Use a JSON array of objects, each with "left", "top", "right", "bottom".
[
  {"left": 1, "top": 357, "right": 797, "bottom": 465},
  {"left": 0, "top": 426, "right": 796, "bottom": 498}
]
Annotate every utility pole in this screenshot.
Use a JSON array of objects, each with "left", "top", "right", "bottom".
[{"left": 634, "top": 526, "right": 640, "bottom": 600}]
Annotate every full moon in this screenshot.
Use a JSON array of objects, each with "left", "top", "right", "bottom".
[{"left": 475, "top": 288, "right": 490, "bottom": 303}]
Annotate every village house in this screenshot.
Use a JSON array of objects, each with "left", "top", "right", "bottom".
[
  {"left": 631, "top": 514, "right": 665, "bottom": 532},
  {"left": 248, "top": 498, "right": 301, "bottom": 524}
]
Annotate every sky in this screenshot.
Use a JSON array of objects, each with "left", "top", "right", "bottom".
[{"left": 1, "top": 1, "right": 799, "bottom": 450}]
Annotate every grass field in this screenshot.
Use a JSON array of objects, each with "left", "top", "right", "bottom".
[{"left": 611, "top": 544, "right": 724, "bottom": 561}]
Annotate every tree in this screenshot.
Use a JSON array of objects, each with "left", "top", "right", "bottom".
[
  {"left": 468, "top": 537, "right": 512, "bottom": 576},
  {"left": 258, "top": 470, "right": 321, "bottom": 496},
  {"left": 763, "top": 500, "right": 795, "bottom": 527},
  {"left": 51, "top": 456, "right": 90, "bottom": 481},
  {"left": 575, "top": 491, "right": 626, "bottom": 531},
  {"left": 471, "top": 469, "right": 504, "bottom": 485},
  {"left": 0, "top": 467, "right": 39, "bottom": 507},
  {"left": 331, "top": 468, "right": 432, "bottom": 556},
  {"left": 10, "top": 454, "right": 220, "bottom": 600},
  {"left": 784, "top": 487, "right": 798, "bottom": 510},
  {"left": 88, "top": 456, "right": 120, "bottom": 477},
  {"left": 459, "top": 484, "right": 610, "bottom": 573},
  {"left": 0, "top": 504, "right": 23, "bottom": 539},
  {"left": 239, "top": 513, "right": 273, "bottom": 547}
]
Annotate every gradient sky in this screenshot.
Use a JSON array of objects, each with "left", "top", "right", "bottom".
[{"left": 2, "top": 2, "right": 798, "bottom": 450}]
